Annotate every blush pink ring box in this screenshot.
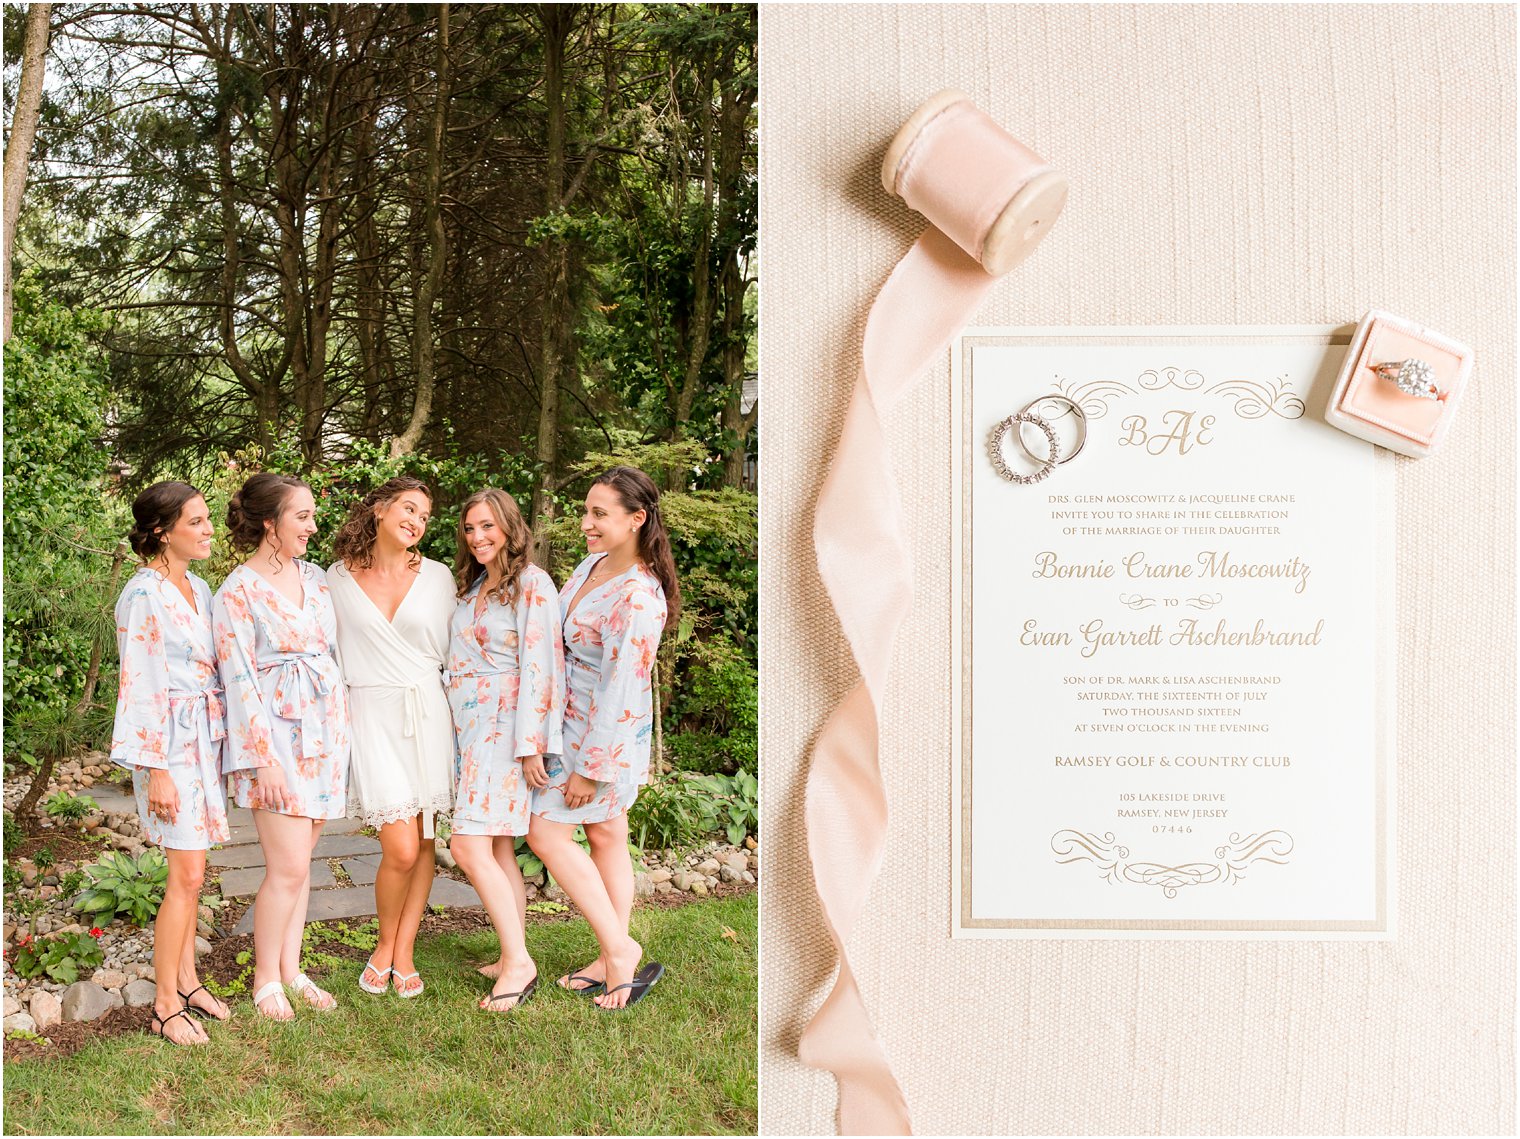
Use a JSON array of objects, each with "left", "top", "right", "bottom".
[{"left": 1325, "top": 309, "right": 1474, "bottom": 458}]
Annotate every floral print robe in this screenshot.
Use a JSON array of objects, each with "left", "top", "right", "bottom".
[
  {"left": 446, "top": 565, "right": 565, "bottom": 836},
  {"left": 532, "top": 554, "right": 666, "bottom": 826},
  {"left": 110, "top": 567, "right": 229, "bottom": 849},
  {"left": 213, "top": 560, "right": 351, "bottom": 819}
]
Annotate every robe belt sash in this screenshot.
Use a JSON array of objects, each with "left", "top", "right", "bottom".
[
  {"left": 166, "top": 687, "right": 227, "bottom": 770},
  {"left": 348, "top": 676, "right": 437, "bottom": 838},
  {"left": 258, "top": 651, "right": 340, "bottom": 762}
]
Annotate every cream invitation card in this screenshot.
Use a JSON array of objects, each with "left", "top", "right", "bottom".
[{"left": 951, "top": 327, "right": 1395, "bottom": 939}]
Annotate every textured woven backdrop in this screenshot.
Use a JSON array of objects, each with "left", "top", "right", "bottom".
[{"left": 757, "top": 4, "right": 1516, "bottom": 1134}]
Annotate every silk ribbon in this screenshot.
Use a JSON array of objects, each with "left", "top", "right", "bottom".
[{"left": 799, "top": 93, "right": 1064, "bottom": 1136}]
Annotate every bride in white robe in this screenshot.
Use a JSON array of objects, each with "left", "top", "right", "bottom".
[{"left": 327, "top": 477, "right": 456, "bottom": 998}]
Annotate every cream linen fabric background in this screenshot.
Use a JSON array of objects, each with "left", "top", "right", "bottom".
[{"left": 757, "top": 4, "right": 1515, "bottom": 1135}]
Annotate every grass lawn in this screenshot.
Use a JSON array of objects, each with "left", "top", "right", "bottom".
[{"left": 3, "top": 892, "right": 756, "bottom": 1136}]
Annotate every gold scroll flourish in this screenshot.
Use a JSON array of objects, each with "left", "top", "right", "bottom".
[
  {"left": 1051, "top": 829, "right": 1131, "bottom": 885},
  {"left": 1052, "top": 828, "right": 1294, "bottom": 897},
  {"left": 1054, "top": 375, "right": 1134, "bottom": 419},
  {"left": 1119, "top": 593, "right": 1157, "bottom": 610},
  {"left": 1205, "top": 374, "right": 1306, "bottom": 419},
  {"left": 1184, "top": 593, "right": 1224, "bottom": 610},
  {"left": 1137, "top": 366, "right": 1206, "bottom": 391}
]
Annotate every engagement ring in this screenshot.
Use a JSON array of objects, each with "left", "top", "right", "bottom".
[{"left": 1372, "top": 358, "right": 1444, "bottom": 401}]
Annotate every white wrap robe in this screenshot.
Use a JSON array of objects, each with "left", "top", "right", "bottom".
[{"left": 328, "top": 558, "right": 456, "bottom": 836}]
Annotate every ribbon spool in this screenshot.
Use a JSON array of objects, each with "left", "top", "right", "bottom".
[
  {"left": 881, "top": 89, "right": 1067, "bottom": 275},
  {"left": 801, "top": 92, "right": 1065, "bottom": 1136}
]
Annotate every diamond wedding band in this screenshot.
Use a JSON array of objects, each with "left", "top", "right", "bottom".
[
  {"left": 988, "top": 412, "right": 1060, "bottom": 484},
  {"left": 1372, "top": 358, "right": 1443, "bottom": 401}
]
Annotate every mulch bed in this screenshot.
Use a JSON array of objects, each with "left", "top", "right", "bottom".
[{"left": 4, "top": 880, "right": 754, "bottom": 1064}]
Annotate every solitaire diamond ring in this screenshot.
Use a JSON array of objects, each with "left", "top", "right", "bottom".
[{"left": 1372, "top": 358, "right": 1444, "bottom": 401}]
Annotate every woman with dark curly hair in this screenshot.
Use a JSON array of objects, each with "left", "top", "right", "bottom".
[
  {"left": 528, "top": 466, "right": 681, "bottom": 1011},
  {"left": 110, "top": 481, "right": 229, "bottom": 1044},
  {"left": 445, "top": 488, "right": 565, "bottom": 1010},
  {"left": 213, "top": 473, "right": 351, "bottom": 1020},
  {"left": 327, "top": 476, "right": 456, "bottom": 999}
]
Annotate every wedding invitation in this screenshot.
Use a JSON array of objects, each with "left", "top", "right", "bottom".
[{"left": 950, "top": 327, "right": 1395, "bottom": 939}]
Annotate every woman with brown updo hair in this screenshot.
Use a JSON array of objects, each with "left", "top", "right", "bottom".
[
  {"left": 444, "top": 488, "right": 565, "bottom": 1010},
  {"left": 213, "top": 472, "right": 351, "bottom": 1019},
  {"left": 528, "top": 465, "right": 681, "bottom": 1010},
  {"left": 326, "top": 476, "right": 456, "bottom": 999},
  {"left": 110, "top": 481, "right": 229, "bottom": 1043}
]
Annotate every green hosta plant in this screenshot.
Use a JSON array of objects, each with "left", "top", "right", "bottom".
[
  {"left": 43, "top": 792, "right": 96, "bottom": 824},
  {"left": 72, "top": 848, "right": 168, "bottom": 926},
  {"left": 9, "top": 929, "right": 104, "bottom": 983},
  {"left": 699, "top": 769, "right": 758, "bottom": 847}
]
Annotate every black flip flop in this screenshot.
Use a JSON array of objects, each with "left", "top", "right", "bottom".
[
  {"left": 483, "top": 973, "right": 538, "bottom": 1012},
  {"left": 557, "top": 972, "right": 606, "bottom": 997},
  {"left": 179, "top": 984, "right": 230, "bottom": 1021},
  {"left": 149, "top": 1006, "right": 204, "bottom": 1044},
  {"left": 598, "top": 962, "right": 665, "bottom": 1012}
]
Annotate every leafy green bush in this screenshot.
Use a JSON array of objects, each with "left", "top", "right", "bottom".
[
  {"left": 3, "top": 286, "right": 124, "bottom": 753},
  {"left": 628, "top": 773, "right": 712, "bottom": 850},
  {"left": 72, "top": 848, "right": 168, "bottom": 926},
  {"left": 697, "top": 769, "right": 758, "bottom": 846},
  {"left": 31, "top": 846, "right": 55, "bottom": 871},
  {"left": 9, "top": 930, "right": 104, "bottom": 983},
  {"left": 3, "top": 811, "right": 19, "bottom": 856},
  {"left": 43, "top": 792, "right": 96, "bottom": 823}
]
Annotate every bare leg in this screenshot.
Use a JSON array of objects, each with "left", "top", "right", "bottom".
[
  {"left": 392, "top": 820, "right": 436, "bottom": 983},
  {"left": 281, "top": 819, "right": 336, "bottom": 1009},
  {"left": 586, "top": 814, "right": 634, "bottom": 930},
  {"left": 172, "top": 851, "right": 228, "bottom": 1020},
  {"left": 553, "top": 813, "right": 634, "bottom": 990},
  {"left": 527, "top": 815, "right": 640, "bottom": 1008},
  {"left": 370, "top": 817, "right": 421, "bottom": 975},
  {"left": 453, "top": 833, "right": 536, "bottom": 1008},
  {"left": 153, "top": 847, "right": 208, "bottom": 1043},
  {"left": 478, "top": 838, "right": 527, "bottom": 980},
  {"left": 251, "top": 810, "right": 316, "bottom": 1019}
]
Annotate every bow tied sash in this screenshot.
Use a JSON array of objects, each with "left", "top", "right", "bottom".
[
  {"left": 165, "top": 687, "right": 227, "bottom": 764},
  {"left": 259, "top": 652, "right": 340, "bottom": 757}
]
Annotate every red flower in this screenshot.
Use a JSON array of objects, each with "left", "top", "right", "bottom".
[
  {"left": 16, "top": 935, "right": 32, "bottom": 947},
  {"left": 88, "top": 927, "right": 103, "bottom": 938}
]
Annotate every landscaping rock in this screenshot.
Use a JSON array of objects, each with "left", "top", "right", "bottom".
[
  {"left": 696, "top": 858, "right": 721, "bottom": 875},
  {"left": 28, "top": 990, "right": 61, "bottom": 1028},
  {"left": 634, "top": 872, "right": 654, "bottom": 898},
  {"left": 723, "top": 852, "right": 748, "bottom": 874},
  {"left": 689, "top": 879, "right": 709, "bottom": 897},
  {"left": 742, "top": 870, "right": 755, "bottom": 885},
  {"left": 197, "top": 920, "right": 215, "bottom": 939},
  {"left": 648, "top": 868, "right": 672, "bottom": 885},
  {"left": 194, "top": 937, "right": 212, "bottom": 958},
  {"left": 18, "top": 862, "right": 38, "bottom": 887},
  {"left": 435, "top": 843, "right": 457, "bottom": 870},
  {"left": 544, "top": 884, "right": 567, "bottom": 904},
  {"left": 673, "top": 870, "right": 697, "bottom": 892},
  {"left": 5, "top": 1010, "right": 37, "bottom": 1034},
  {"left": 62, "top": 981, "right": 121, "bottom": 1022},
  {"left": 3, "top": 996, "right": 19, "bottom": 1017},
  {"left": 720, "top": 865, "right": 743, "bottom": 884},
  {"left": 655, "top": 881, "right": 673, "bottom": 894},
  {"left": 91, "top": 968, "right": 128, "bottom": 991},
  {"left": 744, "top": 835, "right": 757, "bottom": 850},
  {"left": 123, "top": 979, "right": 157, "bottom": 1007}
]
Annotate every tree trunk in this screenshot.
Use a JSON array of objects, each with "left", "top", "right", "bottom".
[
  {"left": 392, "top": 4, "right": 451, "bottom": 458},
  {"left": 528, "top": 4, "right": 576, "bottom": 563},
  {"left": 2, "top": 3, "right": 52, "bottom": 344}
]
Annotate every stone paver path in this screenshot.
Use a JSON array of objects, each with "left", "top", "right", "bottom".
[{"left": 74, "top": 781, "right": 483, "bottom": 935}]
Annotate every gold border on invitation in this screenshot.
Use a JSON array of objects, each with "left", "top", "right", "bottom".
[{"left": 955, "top": 327, "right": 1392, "bottom": 936}]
